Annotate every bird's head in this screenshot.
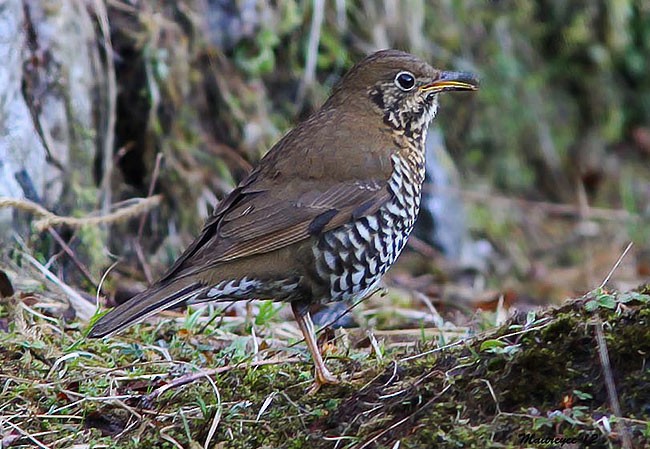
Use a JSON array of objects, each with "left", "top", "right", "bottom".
[{"left": 325, "top": 49, "right": 479, "bottom": 137}]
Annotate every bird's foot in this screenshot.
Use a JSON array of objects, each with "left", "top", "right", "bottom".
[{"left": 307, "top": 367, "right": 339, "bottom": 394}]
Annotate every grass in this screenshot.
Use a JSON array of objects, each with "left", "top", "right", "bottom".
[{"left": 1, "top": 279, "right": 649, "bottom": 448}]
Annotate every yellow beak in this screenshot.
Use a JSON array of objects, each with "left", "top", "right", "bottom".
[{"left": 420, "top": 71, "right": 479, "bottom": 93}]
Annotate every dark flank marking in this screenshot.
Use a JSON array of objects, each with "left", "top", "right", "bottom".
[
  {"left": 360, "top": 274, "right": 369, "bottom": 288},
  {"left": 334, "top": 256, "right": 345, "bottom": 276},
  {"left": 351, "top": 224, "right": 367, "bottom": 245},
  {"left": 309, "top": 209, "right": 338, "bottom": 235},
  {"left": 323, "top": 232, "right": 337, "bottom": 249},
  {"left": 346, "top": 271, "right": 354, "bottom": 289},
  {"left": 349, "top": 246, "right": 362, "bottom": 263},
  {"left": 333, "top": 277, "right": 342, "bottom": 293},
  {"left": 379, "top": 210, "right": 392, "bottom": 228}
]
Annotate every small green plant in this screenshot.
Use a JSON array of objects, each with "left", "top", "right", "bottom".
[
  {"left": 254, "top": 300, "right": 281, "bottom": 326},
  {"left": 584, "top": 288, "right": 617, "bottom": 311},
  {"left": 584, "top": 288, "right": 650, "bottom": 311},
  {"left": 479, "top": 339, "right": 521, "bottom": 356},
  {"left": 572, "top": 390, "right": 592, "bottom": 401}
]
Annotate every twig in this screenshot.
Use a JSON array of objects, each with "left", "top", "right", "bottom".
[
  {"left": 599, "top": 242, "right": 633, "bottom": 289},
  {"left": 413, "top": 291, "right": 444, "bottom": 328},
  {"left": 397, "top": 340, "right": 464, "bottom": 363},
  {"left": 126, "top": 147, "right": 157, "bottom": 282},
  {"left": 92, "top": 0, "right": 117, "bottom": 219},
  {"left": 295, "top": 0, "right": 325, "bottom": 108},
  {"left": 398, "top": 318, "right": 554, "bottom": 363},
  {"left": 203, "top": 375, "right": 222, "bottom": 449},
  {"left": 432, "top": 185, "right": 638, "bottom": 222},
  {"left": 47, "top": 228, "right": 98, "bottom": 285},
  {"left": 0, "top": 414, "right": 84, "bottom": 421},
  {"left": 481, "top": 379, "right": 501, "bottom": 415},
  {"left": 356, "top": 384, "right": 452, "bottom": 449},
  {"left": 406, "top": 235, "right": 442, "bottom": 259},
  {"left": 316, "top": 286, "right": 383, "bottom": 333},
  {"left": 256, "top": 392, "right": 277, "bottom": 422},
  {"left": 95, "top": 259, "right": 121, "bottom": 310},
  {"left": 594, "top": 320, "right": 632, "bottom": 449},
  {"left": 2, "top": 419, "right": 51, "bottom": 449},
  {"left": 134, "top": 243, "right": 153, "bottom": 286},
  {"left": 576, "top": 178, "right": 596, "bottom": 286},
  {"left": 198, "top": 301, "right": 237, "bottom": 334},
  {"left": 205, "top": 142, "right": 253, "bottom": 173},
  {"left": 21, "top": 251, "right": 95, "bottom": 321},
  {"left": 19, "top": 302, "right": 61, "bottom": 325},
  {"left": 159, "top": 425, "right": 184, "bottom": 449},
  {"left": 283, "top": 287, "right": 382, "bottom": 351},
  {"left": 0, "top": 198, "right": 51, "bottom": 220},
  {"left": 0, "top": 196, "right": 162, "bottom": 232}
]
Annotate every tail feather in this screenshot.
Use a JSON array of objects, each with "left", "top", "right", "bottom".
[{"left": 88, "top": 280, "right": 204, "bottom": 338}]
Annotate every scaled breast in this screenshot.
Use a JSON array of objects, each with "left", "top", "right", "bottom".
[{"left": 313, "top": 153, "right": 424, "bottom": 302}]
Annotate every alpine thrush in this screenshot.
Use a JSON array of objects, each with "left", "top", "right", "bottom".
[{"left": 89, "top": 49, "right": 478, "bottom": 388}]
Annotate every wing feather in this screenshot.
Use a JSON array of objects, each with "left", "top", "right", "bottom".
[
  {"left": 162, "top": 178, "right": 391, "bottom": 279},
  {"left": 217, "top": 181, "right": 389, "bottom": 256}
]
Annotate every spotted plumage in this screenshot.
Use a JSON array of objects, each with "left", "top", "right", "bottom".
[{"left": 89, "top": 49, "right": 478, "bottom": 389}]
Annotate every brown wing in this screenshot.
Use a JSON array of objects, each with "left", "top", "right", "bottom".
[
  {"left": 159, "top": 107, "right": 394, "bottom": 282},
  {"left": 160, "top": 176, "right": 391, "bottom": 282},
  {"left": 216, "top": 178, "right": 390, "bottom": 261}
]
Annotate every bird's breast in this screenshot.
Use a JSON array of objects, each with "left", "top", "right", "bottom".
[{"left": 311, "top": 152, "right": 425, "bottom": 303}]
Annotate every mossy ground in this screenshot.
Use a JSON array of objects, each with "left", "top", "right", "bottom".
[{"left": 1, "top": 286, "right": 648, "bottom": 448}]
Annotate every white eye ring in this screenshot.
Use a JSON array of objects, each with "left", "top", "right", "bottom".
[{"left": 394, "top": 71, "right": 416, "bottom": 91}]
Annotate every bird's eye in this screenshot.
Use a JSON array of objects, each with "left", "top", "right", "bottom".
[{"left": 395, "top": 71, "right": 416, "bottom": 91}]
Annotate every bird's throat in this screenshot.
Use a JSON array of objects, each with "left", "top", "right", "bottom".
[{"left": 391, "top": 124, "right": 428, "bottom": 188}]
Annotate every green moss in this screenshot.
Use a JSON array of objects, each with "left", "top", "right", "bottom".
[{"left": 1, "top": 289, "right": 649, "bottom": 448}]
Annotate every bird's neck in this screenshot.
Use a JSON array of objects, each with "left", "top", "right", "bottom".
[
  {"left": 391, "top": 126, "right": 428, "bottom": 187},
  {"left": 383, "top": 106, "right": 436, "bottom": 189}
]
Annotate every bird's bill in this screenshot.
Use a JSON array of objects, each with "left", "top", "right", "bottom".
[{"left": 420, "top": 71, "right": 479, "bottom": 93}]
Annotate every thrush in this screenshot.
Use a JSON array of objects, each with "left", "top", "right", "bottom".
[{"left": 89, "top": 49, "right": 478, "bottom": 388}]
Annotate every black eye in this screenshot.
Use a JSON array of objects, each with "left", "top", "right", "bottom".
[{"left": 395, "top": 71, "right": 416, "bottom": 91}]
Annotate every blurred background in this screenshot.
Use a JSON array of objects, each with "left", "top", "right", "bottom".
[{"left": 1, "top": 0, "right": 649, "bottom": 330}]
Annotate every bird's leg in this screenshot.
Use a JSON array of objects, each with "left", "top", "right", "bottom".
[{"left": 291, "top": 302, "right": 339, "bottom": 391}]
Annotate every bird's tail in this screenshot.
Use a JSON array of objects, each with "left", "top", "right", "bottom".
[{"left": 88, "top": 279, "right": 204, "bottom": 338}]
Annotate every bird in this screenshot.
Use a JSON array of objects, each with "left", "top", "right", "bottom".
[{"left": 89, "top": 49, "right": 478, "bottom": 389}]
